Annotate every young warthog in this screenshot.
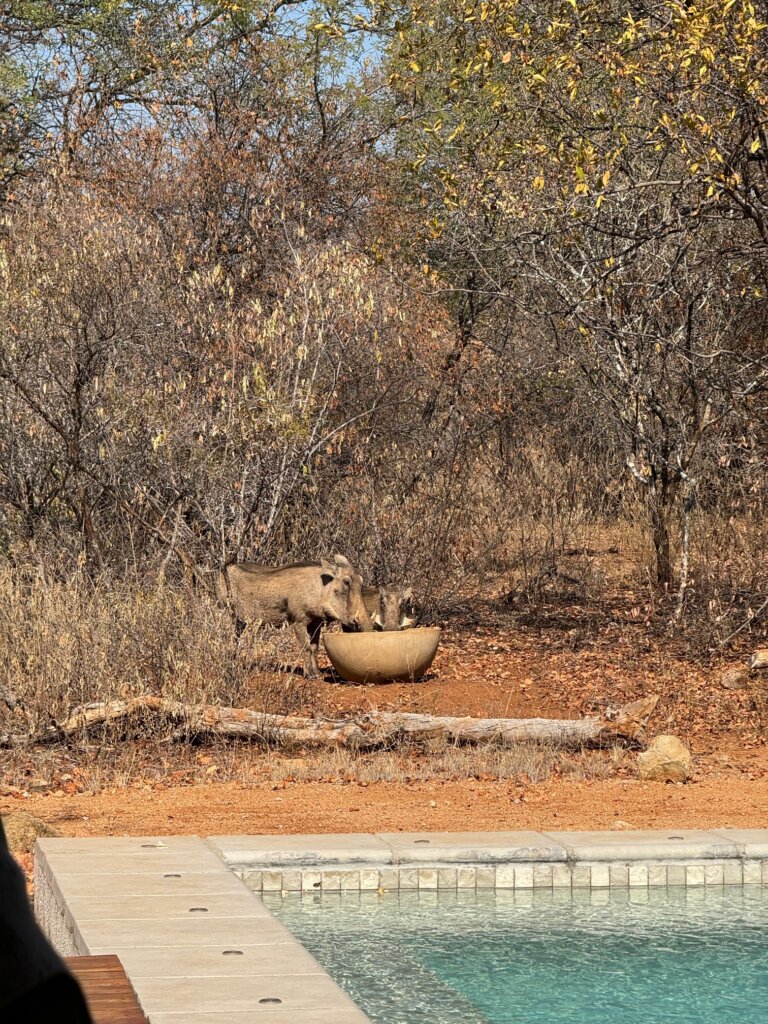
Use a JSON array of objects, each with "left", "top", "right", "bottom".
[
  {"left": 217, "top": 554, "right": 373, "bottom": 677},
  {"left": 344, "top": 585, "right": 419, "bottom": 631}
]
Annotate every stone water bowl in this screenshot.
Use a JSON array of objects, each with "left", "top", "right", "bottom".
[{"left": 323, "top": 627, "right": 441, "bottom": 683}]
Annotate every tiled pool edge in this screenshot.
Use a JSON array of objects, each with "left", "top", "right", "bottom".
[
  {"left": 232, "top": 858, "right": 768, "bottom": 891},
  {"left": 209, "top": 828, "right": 768, "bottom": 891},
  {"left": 34, "top": 829, "right": 768, "bottom": 1022}
]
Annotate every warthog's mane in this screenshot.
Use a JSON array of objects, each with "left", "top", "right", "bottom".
[{"left": 232, "top": 560, "right": 322, "bottom": 575}]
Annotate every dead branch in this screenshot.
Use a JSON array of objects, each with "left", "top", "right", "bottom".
[{"left": 0, "top": 695, "right": 659, "bottom": 751}]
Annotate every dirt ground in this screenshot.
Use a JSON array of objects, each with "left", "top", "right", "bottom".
[{"left": 3, "top": 592, "right": 768, "bottom": 881}]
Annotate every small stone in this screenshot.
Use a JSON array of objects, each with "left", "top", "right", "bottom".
[
  {"left": 611, "top": 820, "right": 637, "bottom": 831},
  {"left": 720, "top": 667, "right": 749, "bottom": 689},
  {"left": 637, "top": 735, "right": 692, "bottom": 783}
]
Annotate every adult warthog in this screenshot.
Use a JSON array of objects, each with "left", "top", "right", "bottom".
[
  {"left": 217, "top": 555, "right": 373, "bottom": 677},
  {"left": 344, "top": 585, "right": 419, "bottom": 632}
]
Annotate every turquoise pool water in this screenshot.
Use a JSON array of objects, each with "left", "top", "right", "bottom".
[{"left": 262, "top": 887, "right": 768, "bottom": 1024}]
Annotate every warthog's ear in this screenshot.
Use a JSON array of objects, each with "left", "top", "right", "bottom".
[
  {"left": 332, "top": 553, "right": 352, "bottom": 569},
  {"left": 318, "top": 557, "right": 336, "bottom": 586}
]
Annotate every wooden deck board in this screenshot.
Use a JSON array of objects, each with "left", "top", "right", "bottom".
[{"left": 65, "top": 955, "right": 148, "bottom": 1024}]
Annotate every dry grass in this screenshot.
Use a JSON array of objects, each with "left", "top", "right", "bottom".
[
  {"left": 257, "top": 741, "right": 619, "bottom": 786},
  {"left": 0, "top": 569, "right": 318, "bottom": 754},
  {"left": 0, "top": 570, "right": 249, "bottom": 724}
]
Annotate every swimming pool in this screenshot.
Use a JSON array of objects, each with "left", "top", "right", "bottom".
[{"left": 263, "top": 886, "right": 768, "bottom": 1024}]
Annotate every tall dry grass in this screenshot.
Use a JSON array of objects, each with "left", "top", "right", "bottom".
[{"left": 0, "top": 569, "right": 254, "bottom": 743}]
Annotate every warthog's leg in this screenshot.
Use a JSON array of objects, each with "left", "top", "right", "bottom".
[{"left": 292, "top": 619, "right": 323, "bottom": 677}]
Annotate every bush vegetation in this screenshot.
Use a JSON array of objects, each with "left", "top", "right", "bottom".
[{"left": 0, "top": 1, "right": 766, "bottom": 739}]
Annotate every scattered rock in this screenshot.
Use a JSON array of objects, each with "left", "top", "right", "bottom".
[
  {"left": 1, "top": 812, "right": 60, "bottom": 855},
  {"left": 637, "top": 735, "right": 693, "bottom": 783},
  {"left": 749, "top": 649, "right": 768, "bottom": 671},
  {"left": 720, "top": 667, "right": 750, "bottom": 689},
  {"left": 611, "top": 820, "right": 638, "bottom": 831}
]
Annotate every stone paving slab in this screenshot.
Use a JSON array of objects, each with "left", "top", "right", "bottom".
[
  {"left": 541, "top": 829, "right": 739, "bottom": 861},
  {"left": 66, "top": 892, "right": 275, "bottom": 922},
  {"left": 209, "top": 834, "right": 392, "bottom": 867},
  {"left": 75, "top": 916, "right": 294, "bottom": 951},
  {"left": 132, "top": 974, "right": 363, "bottom": 1017},
  {"left": 38, "top": 845, "right": 226, "bottom": 875},
  {"left": 379, "top": 831, "right": 569, "bottom": 863},
  {"left": 88, "top": 943, "right": 327, "bottom": 979},
  {"left": 710, "top": 829, "right": 768, "bottom": 858},
  {"left": 50, "top": 870, "right": 249, "bottom": 900},
  {"left": 150, "top": 1011, "right": 369, "bottom": 1023},
  {"left": 37, "top": 836, "right": 206, "bottom": 853}
]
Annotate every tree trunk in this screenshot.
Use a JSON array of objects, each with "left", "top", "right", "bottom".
[
  {"left": 651, "top": 502, "right": 673, "bottom": 589},
  {"left": 0, "top": 695, "right": 659, "bottom": 751}
]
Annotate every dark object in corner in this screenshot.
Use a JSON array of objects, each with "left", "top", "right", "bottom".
[{"left": 0, "top": 817, "right": 92, "bottom": 1023}]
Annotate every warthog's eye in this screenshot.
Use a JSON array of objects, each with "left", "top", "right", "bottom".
[{"left": 342, "top": 577, "right": 351, "bottom": 588}]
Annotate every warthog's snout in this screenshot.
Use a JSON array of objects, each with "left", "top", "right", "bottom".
[{"left": 344, "top": 584, "right": 419, "bottom": 632}]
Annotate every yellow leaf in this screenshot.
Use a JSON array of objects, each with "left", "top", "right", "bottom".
[
  {"left": 501, "top": 52, "right": 512, "bottom": 64},
  {"left": 751, "top": 138, "right": 761, "bottom": 153},
  {"left": 410, "top": 61, "right": 421, "bottom": 72},
  {"left": 533, "top": 175, "right": 545, "bottom": 190}
]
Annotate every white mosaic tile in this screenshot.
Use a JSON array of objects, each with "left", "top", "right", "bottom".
[
  {"left": 628, "top": 864, "right": 648, "bottom": 887},
  {"left": 514, "top": 865, "right": 534, "bottom": 889},
  {"left": 457, "top": 867, "right": 476, "bottom": 889},
  {"left": 571, "top": 865, "right": 591, "bottom": 888},
  {"left": 495, "top": 864, "right": 515, "bottom": 888},
  {"left": 704, "top": 863, "right": 724, "bottom": 886},
  {"left": 321, "top": 872, "right": 341, "bottom": 892},
  {"left": 609, "top": 865, "right": 629, "bottom": 887},
  {"left": 648, "top": 864, "right": 668, "bottom": 887},
  {"left": 378, "top": 869, "right": 399, "bottom": 891},
  {"left": 243, "top": 870, "right": 262, "bottom": 892},
  {"left": 743, "top": 860, "right": 762, "bottom": 885},
  {"left": 552, "top": 864, "right": 572, "bottom": 888},
  {"left": 418, "top": 869, "right": 438, "bottom": 890},
  {"left": 533, "top": 865, "right": 553, "bottom": 888},
  {"left": 398, "top": 868, "right": 418, "bottom": 890},
  {"left": 281, "top": 870, "right": 302, "bottom": 892},
  {"left": 360, "top": 869, "right": 380, "bottom": 891},
  {"left": 590, "top": 864, "right": 610, "bottom": 888},
  {"left": 261, "top": 871, "right": 282, "bottom": 892},
  {"left": 302, "top": 871, "right": 323, "bottom": 892},
  {"left": 685, "top": 865, "right": 705, "bottom": 887},
  {"left": 723, "top": 861, "right": 743, "bottom": 885},
  {"left": 476, "top": 867, "right": 495, "bottom": 888},
  {"left": 438, "top": 868, "right": 458, "bottom": 889},
  {"left": 667, "top": 864, "right": 686, "bottom": 886}
]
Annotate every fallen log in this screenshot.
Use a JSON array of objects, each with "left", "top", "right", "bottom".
[{"left": 0, "top": 694, "right": 658, "bottom": 750}]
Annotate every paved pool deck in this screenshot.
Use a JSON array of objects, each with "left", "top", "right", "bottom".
[{"left": 35, "top": 829, "right": 768, "bottom": 1022}]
